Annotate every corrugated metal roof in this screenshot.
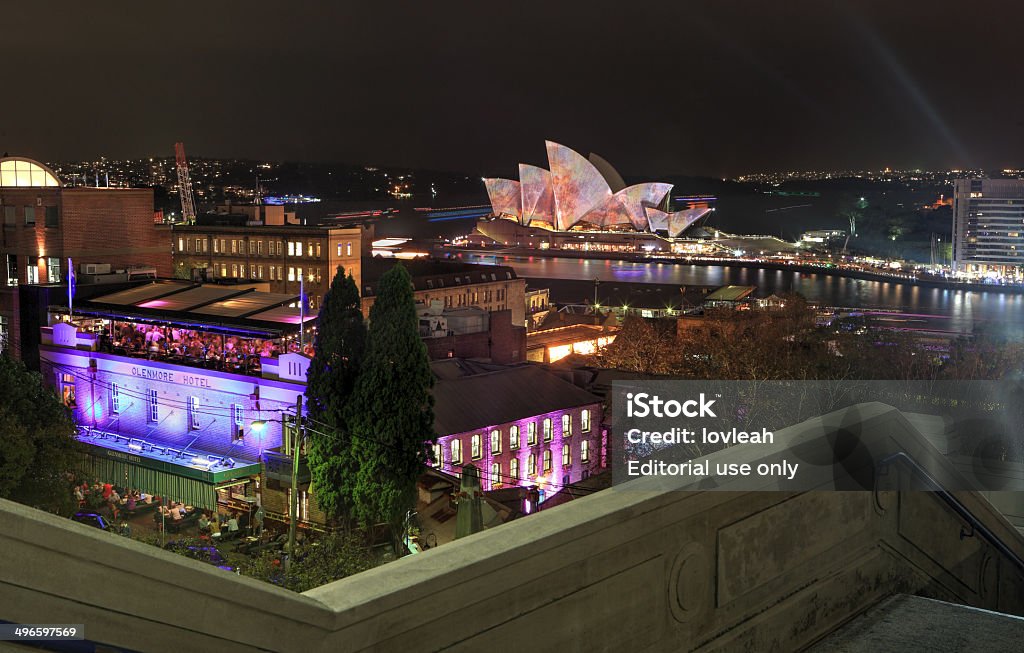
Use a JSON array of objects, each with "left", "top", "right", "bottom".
[
  {"left": 193, "top": 293, "right": 297, "bottom": 318},
  {"left": 704, "top": 285, "right": 756, "bottom": 302},
  {"left": 90, "top": 281, "right": 194, "bottom": 305}
]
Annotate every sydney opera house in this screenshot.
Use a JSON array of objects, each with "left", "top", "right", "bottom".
[{"left": 476, "top": 141, "right": 712, "bottom": 250}]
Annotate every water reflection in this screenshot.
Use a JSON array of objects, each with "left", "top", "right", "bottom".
[{"left": 468, "top": 254, "right": 1024, "bottom": 340}]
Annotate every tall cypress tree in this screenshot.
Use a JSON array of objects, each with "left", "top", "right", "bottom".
[
  {"left": 346, "top": 263, "right": 436, "bottom": 532},
  {"left": 306, "top": 266, "right": 365, "bottom": 520}
]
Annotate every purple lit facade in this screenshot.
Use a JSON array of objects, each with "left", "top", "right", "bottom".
[{"left": 432, "top": 402, "right": 605, "bottom": 498}]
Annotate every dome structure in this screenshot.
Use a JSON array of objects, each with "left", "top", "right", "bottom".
[{"left": 0, "top": 157, "right": 61, "bottom": 187}]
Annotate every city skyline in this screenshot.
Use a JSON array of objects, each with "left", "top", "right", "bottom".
[{"left": 6, "top": 1, "right": 1024, "bottom": 177}]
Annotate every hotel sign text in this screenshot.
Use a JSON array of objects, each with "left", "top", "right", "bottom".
[{"left": 130, "top": 366, "right": 211, "bottom": 388}]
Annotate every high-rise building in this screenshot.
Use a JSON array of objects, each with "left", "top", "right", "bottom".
[{"left": 952, "top": 178, "right": 1024, "bottom": 279}]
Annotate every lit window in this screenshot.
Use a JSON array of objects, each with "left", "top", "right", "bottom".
[
  {"left": 562, "top": 443, "right": 571, "bottom": 466},
  {"left": 258, "top": 240, "right": 263, "bottom": 255},
  {"left": 432, "top": 443, "right": 442, "bottom": 467},
  {"left": 59, "top": 373, "right": 76, "bottom": 407},
  {"left": 178, "top": 237, "right": 185, "bottom": 252},
  {"left": 346, "top": 242, "right": 353, "bottom": 256},
  {"left": 110, "top": 383, "right": 120, "bottom": 414},
  {"left": 239, "top": 264, "right": 246, "bottom": 278},
  {"left": 233, "top": 403, "right": 243, "bottom": 426},
  {"left": 510, "top": 425, "right": 520, "bottom": 450},
  {"left": 471, "top": 434, "right": 482, "bottom": 459},
  {"left": 490, "top": 429, "right": 501, "bottom": 454},
  {"left": 214, "top": 239, "right": 220, "bottom": 254},
  {"left": 297, "top": 267, "right": 303, "bottom": 281},
  {"left": 188, "top": 396, "right": 200, "bottom": 430},
  {"left": 543, "top": 450, "right": 552, "bottom": 472},
  {"left": 527, "top": 422, "right": 537, "bottom": 445},
  {"left": 47, "top": 257, "right": 60, "bottom": 283},
  {"left": 231, "top": 264, "right": 238, "bottom": 277},
  {"left": 491, "top": 462, "right": 501, "bottom": 486},
  {"left": 196, "top": 238, "right": 202, "bottom": 252},
  {"left": 316, "top": 243, "right": 321, "bottom": 258},
  {"left": 288, "top": 242, "right": 295, "bottom": 256},
  {"left": 288, "top": 267, "right": 295, "bottom": 282},
  {"left": 510, "top": 458, "right": 519, "bottom": 480},
  {"left": 451, "top": 439, "right": 462, "bottom": 464},
  {"left": 562, "top": 414, "right": 572, "bottom": 437},
  {"left": 148, "top": 389, "right": 159, "bottom": 422},
  {"left": 220, "top": 263, "right": 227, "bottom": 277},
  {"left": 581, "top": 440, "right": 590, "bottom": 462},
  {"left": 337, "top": 243, "right": 342, "bottom": 256},
  {"left": 231, "top": 240, "right": 237, "bottom": 254},
  {"left": 27, "top": 263, "right": 39, "bottom": 284},
  {"left": 543, "top": 418, "right": 552, "bottom": 442},
  {"left": 527, "top": 454, "right": 537, "bottom": 476},
  {"left": 270, "top": 265, "right": 276, "bottom": 280},
  {"left": 307, "top": 243, "right": 314, "bottom": 257},
  {"left": 582, "top": 409, "right": 591, "bottom": 433}
]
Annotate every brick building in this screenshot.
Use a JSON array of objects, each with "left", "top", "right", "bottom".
[
  {"left": 429, "top": 359, "right": 605, "bottom": 498},
  {"left": 171, "top": 222, "right": 370, "bottom": 312},
  {"left": 1, "top": 157, "right": 171, "bottom": 356},
  {"left": 418, "top": 305, "right": 526, "bottom": 364},
  {"left": 361, "top": 258, "right": 527, "bottom": 326}
]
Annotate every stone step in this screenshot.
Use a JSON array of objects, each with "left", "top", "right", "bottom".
[{"left": 809, "top": 594, "right": 1024, "bottom": 652}]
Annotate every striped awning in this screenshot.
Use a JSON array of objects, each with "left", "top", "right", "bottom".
[{"left": 76, "top": 452, "right": 218, "bottom": 510}]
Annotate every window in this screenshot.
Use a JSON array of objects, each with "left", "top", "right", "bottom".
[
  {"left": 3, "top": 206, "right": 14, "bottom": 226},
  {"left": 288, "top": 241, "right": 295, "bottom": 256},
  {"left": 582, "top": 409, "right": 591, "bottom": 433},
  {"left": 270, "top": 265, "right": 276, "bottom": 280},
  {"left": 148, "top": 389, "right": 159, "bottom": 422},
  {"left": 231, "top": 239, "right": 237, "bottom": 254},
  {"left": 543, "top": 418, "right": 552, "bottom": 442},
  {"left": 510, "top": 425, "right": 520, "bottom": 450},
  {"left": 220, "top": 263, "right": 227, "bottom": 277},
  {"left": 562, "top": 414, "right": 572, "bottom": 437},
  {"left": 110, "top": 384, "right": 120, "bottom": 414},
  {"left": 562, "top": 443, "right": 571, "bottom": 466},
  {"left": 231, "top": 264, "right": 238, "bottom": 277},
  {"left": 346, "top": 242, "right": 353, "bottom": 256},
  {"left": 432, "top": 443, "right": 442, "bottom": 467},
  {"left": 510, "top": 458, "right": 519, "bottom": 481},
  {"left": 451, "top": 439, "right": 462, "bottom": 464},
  {"left": 47, "top": 257, "right": 60, "bottom": 283},
  {"left": 178, "top": 237, "right": 185, "bottom": 252},
  {"left": 527, "top": 454, "right": 537, "bottom": 476},
  {"left": 297, "top": 267, "right": 303, "bottom": 281},
  {"left": 196, "top": 238, "right": 203, "bottom": 253},
  {"left": 188, "top": 396, "right": 200, "bottom": 429},
  {"left": 543, "top": 449, "right": 552, "bottom": 472},
  {"left": 316, "top": 242, "right": 321, "bottom": 258},
  {"left": 491, "top": 462, "right": 501, "bottom": 486},
  {"left": 239, "top": 264, "right": 246, "bottom": 278},
  {"left": 490, "top": 429, "right": 501, "bottom": 455},
  {"left": 59, "top": 373, "right": 76, "bottom": 407},
  {"left": 41, "top": 205, "right": 57, "bottom": 228},
  {"left": 27, "top": 263, "right": 38, "bottom": 284},
  {"left": 307, "top": 243, "right": 314, "bottom": 257},
  {"left": 581, "top": 439, "right": 590, "bottom": 462},
  {"left": 471, "top": 433, "right": 482, "bottom": 459},
  {"left": 527, "top": 421, "right": 537, "bottom": 445},
  {"left": 213, "top": 239, "right": 220, "bottom": 254},
  {"left": 278, "top": 266, "right": 284, "bottom": 281},
  {"left": 220, "top": 239, "right": 226, "bottom": 253},
  {"left": 249, "top": 240, "right": 256, "bottom": 255},
  {"left": 258, "top": 240, "right": 264, "bottom": 255},
  {"left": 24, "top": 206, "right": 34, "bottom": 226},
  {"left": 257, "top": 265, "right": 264, "bottom": 279},
  {"left": 233, "top": 403, "right": 244, "bottom": 441},
  {"left": 288, "top": 267, "right": 295, "bottom": 282}
]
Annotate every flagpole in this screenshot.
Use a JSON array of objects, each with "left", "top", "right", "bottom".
[{"left": 67, "top": 257, "right": 74, "bottom": 318}]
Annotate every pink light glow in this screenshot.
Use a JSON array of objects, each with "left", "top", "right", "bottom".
[{"left": 138, "top": 299, "right": 172, "bottom": 308}]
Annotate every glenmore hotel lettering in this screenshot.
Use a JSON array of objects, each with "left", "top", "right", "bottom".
[{"left": 130, "top": 366, "right": 211, "bottom": 388}]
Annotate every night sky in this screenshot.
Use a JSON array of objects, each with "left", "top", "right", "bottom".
[{"left": 5, "top": 1, "right": 1022, "bottom": 177}]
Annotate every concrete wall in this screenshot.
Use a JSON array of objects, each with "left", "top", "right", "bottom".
[{"left": 3, "top": 403, "right": 1024, "bottom": 652}]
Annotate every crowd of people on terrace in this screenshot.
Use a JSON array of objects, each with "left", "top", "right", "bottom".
[
  {"left": 75, "top": 479, "right": 156, "bottom": 522},
  {"left": 97, "top": 322, "right": 314, "bottom": 373}
]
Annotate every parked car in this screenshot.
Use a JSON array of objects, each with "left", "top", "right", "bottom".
[
  {"left": 71, "top": 511, "right": 111, "bottom": 531},
  {"left": 164, "top": 542, "right": 234, "bottom": 572}
]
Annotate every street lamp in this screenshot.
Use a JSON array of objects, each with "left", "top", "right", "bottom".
[{"left": 250, "top": 393, "right": 305, "bottom": 572}]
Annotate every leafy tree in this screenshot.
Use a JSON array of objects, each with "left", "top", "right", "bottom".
[
  {"left": 306, "top": 267, "right": 366, "bottom": 520},
  {"left": 345, "top": 264, "right": 436, "bottom": 533},
  {"left": 0, "top": 355, "right": 79, "bottom": 514},
  {"left": 227, "top": 532, "right": 378, "bottom": 592}
]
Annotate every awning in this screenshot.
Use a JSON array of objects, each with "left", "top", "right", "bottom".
[{"left": 75, "top": 452, "right": 238, "bottom": 511}]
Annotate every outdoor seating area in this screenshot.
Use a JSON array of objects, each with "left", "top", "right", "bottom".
[{"left": 84, "top": 320, "right": 318, "bottom": 376}]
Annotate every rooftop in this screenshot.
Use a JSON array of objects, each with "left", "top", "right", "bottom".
[
  {"left": 361, "top": 257, "right": 518, "bottom": 296},
  {"left": 704, "top": 285, "right": 757, "bottom": 302},
  {"left": 430, "top": 360, "right": 600, "bottom": 435}
]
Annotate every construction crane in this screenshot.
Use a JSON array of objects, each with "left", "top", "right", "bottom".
[{"left": 174, "top": 142, "right": 197, "bottom": 224}]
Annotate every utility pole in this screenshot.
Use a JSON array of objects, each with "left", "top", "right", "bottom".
[
  {"left": 593, "top": 277, "right": 600, "bottom": 309},
  {"left": 286, "top": 394, "right": 304, "bottom": 573}
]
